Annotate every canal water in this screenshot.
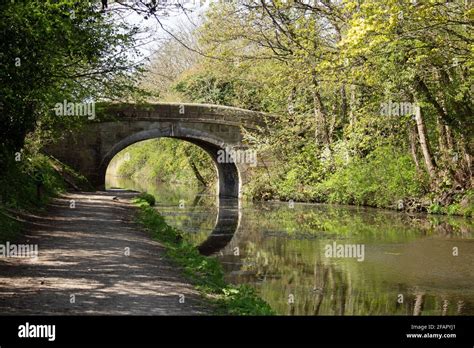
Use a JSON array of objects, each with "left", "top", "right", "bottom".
[{"left": 106, "top": 175, "right": 474, "bottom": 315}]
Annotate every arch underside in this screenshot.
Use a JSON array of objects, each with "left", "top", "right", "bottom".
[{"left": 99, "top": 125, "right": 241, "bottom": 199}]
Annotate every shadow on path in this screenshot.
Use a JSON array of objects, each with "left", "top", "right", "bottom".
[{"left": 0, "top": 191, "right": 211, "bottom": 315}]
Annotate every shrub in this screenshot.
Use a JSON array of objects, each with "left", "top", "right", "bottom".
[
  {"left": 136, "top": 192, "right": 155, "bottom": 206},
  {"left": 315, "top": 145, "right": 426, "bottom": 208}
]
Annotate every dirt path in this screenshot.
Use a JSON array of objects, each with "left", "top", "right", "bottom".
[{"left": 0, "top": 191, "right": 211, "bottom": 315}]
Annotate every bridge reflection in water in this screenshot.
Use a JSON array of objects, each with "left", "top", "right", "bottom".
[
  {"left": 198, "top": 198, "right": 240, "bottom": 256},
  {"left": 106, "top": 175, "right": 240, "bottom": 256}
]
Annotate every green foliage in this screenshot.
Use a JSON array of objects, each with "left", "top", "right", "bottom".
[
  {"left": 136, "top": 192, "right": 156, "bottom": 206},
  {"left": 0, "top": 0, "right": 142, "bottom": 242},
  {"left": 112, "top": 138, "right": 216, "bottom": 187},
  {"left": 174, "top": 73, "right": 237, "bottom": 106},
  {"left": 219, "top": 285, "right": 275, "bottom": 316},
  {"left": 459, "top": 190, "right": 474, "bottom": 217},
  {"left": 316, "top": 146, "right": 426, "bottom": 208},
  {"left": 248, "top": 143, "right": 427, "bottom": 209},
  {"left": 0, "top": 210, "right": 22, "bottom": 245},
  {"left": 133, "top": 196, "right": 275, "bottom": 315},
  {"left": 173, "top": 65, "right": 273, "bottom": 111},
  {"left": 446, "top": 203, "right": 460, "bottom": 216},
  {"left": 0, "top": 0, "right": 144, "bottom": 171},
  {"left": 428, "top": 203, "right": 443, "bottom": 215},
  {"left": 428, "top": 190, "right": 473, "bottom": 217},
  {"left": 0, "top": 154, "right": 66, "bottom": 210},
  {"left": 0, "top": 153, "right": 90, "bottom": 243}
]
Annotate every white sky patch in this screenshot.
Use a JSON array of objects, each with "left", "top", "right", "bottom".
[{"left": 108, "top": 0, "right": 211, "bottom": 65}]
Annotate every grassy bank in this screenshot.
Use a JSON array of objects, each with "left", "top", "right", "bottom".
[
  {"left": 0, "top": 153, "right": 92, "bottom": 243},
  {"left": 246, "top": 146, "right": 473, "bottom": 218},
  {"left": 132, "top": 194, "right": 275, "bottom": 315}
]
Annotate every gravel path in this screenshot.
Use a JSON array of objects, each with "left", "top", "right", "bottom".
[{"left": 0, "top": 191, "right": 211, "bottom": 315}]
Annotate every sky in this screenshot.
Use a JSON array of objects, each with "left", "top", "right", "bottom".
[{"left": 110, "top": 0, "right": 211, "bottom": 65}]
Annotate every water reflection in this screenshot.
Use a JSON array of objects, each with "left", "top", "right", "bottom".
[
  {"left": 106, "top": 175, "right": 240, "bottom": 255},
  {"left": 198, "top": 198, "right": 240, "bottom": 256},
  {"left": 106, "top": 175, "right": 474, "bottom": 315}
]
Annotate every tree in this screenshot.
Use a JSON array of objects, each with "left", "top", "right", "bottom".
[
  {"left": 0, "top": 0, "right": 144, "bottom": 171},
  {"left": 140, "top": 0, "right": 473, "bottom": 209}
]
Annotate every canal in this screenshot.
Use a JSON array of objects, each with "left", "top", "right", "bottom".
[{"left": 107, "top": 175, "right": 474, "bottom": 315}]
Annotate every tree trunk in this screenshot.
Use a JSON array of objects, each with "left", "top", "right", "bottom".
[
  {"left": 349, "top": 84, "right": 357, "bottom": 126},
  {"left": 459, "top": 133, "right": 473, "bottom": 187},
  {"left": 436, "top": 115, "right": 449, "bottom": 163},
  {"left": 340, "top": 85, "right": 348, "bottom": 125},
  {"left": 409, "top": 124, "right": 420, "bottom": 171},
  {"left": 414, "top": 106, "right": 437, "bottom": 180},
  {"left": 445, "top": 125, "right": 454, "bottom": 151},
  {"left": 188, "top": 159, "right": 208, "bottom": 187},
  {"left": 312, "top": 73, "right": 330, "bottom": 146},
  {"left": 413, "top": 292, "right": 425, "bottom": 316}
]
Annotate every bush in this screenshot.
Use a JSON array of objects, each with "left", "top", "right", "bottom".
[
  {"left": 0, "top": 153, "right": 86, "bottom": 243},
  {"left": 315, "top": 145, "right": 426, "bottom": 208},
  {"left": 0, "top": 154, "right": 65, "bottom": 210},
  {"left": 136, "top": 192, "right": 156, "bottom": 206},
  {"left": 428, "top": 203, "right": 443, "bottom": 214}
]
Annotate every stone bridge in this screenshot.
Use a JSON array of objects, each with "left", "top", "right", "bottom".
[{"left": 46, "top": 103, "right": 269, "bottom": 198}]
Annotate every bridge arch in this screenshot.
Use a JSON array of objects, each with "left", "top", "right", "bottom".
[{"left": 99, "top": 126, "right": 240, "bottom": 198}]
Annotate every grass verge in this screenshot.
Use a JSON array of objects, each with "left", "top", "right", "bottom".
[
  {"left": 0, "top": 153, "right": 92, "bottom": 243},
  {"left": 132, "top": 196, "right": 275, "bottom": 315}
]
